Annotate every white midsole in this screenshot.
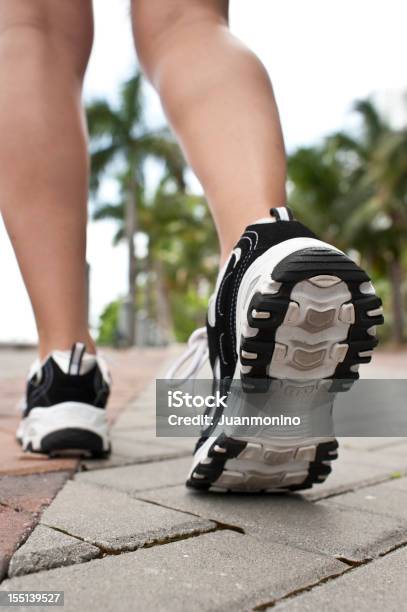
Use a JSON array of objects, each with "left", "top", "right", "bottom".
[{"left": 17, "top": 402, "right": 110, "bottom": 451}]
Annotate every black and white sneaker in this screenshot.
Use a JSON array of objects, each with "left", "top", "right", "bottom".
[
  {"left": 169, "top": 207, "right": 384, "bottom": 492},
  {"left": 17, "top": 343, "right": 111, "bottom": 457}
]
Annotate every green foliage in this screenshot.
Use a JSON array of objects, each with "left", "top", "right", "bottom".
[
  {"left": 97, "top": 300, "right": 120, "bottom": 346},
  {"left": 88, "top": 71, "right": 218, "bottom": 345},
  {"left": 171, "top": 290, "right": 211, "bottom": 342},
  {"left": 288, "top": 97, "right": 407, "bottom": 344},
  {"left": 87, "top": 74, "right": 186, "bottom": 196},
  {"left": 88, "top": 71, "right": 191, "bottom": 345},
  {"left": 94, "top": 177, "right": 218, "bottom": 343}
]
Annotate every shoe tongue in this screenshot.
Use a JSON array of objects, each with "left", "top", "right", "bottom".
[
  {"left": 27, "top": 344, "right": 97, "bottom": 384},
  {"left": 52, "top": 347, "right": 96, "bottom": 375},
  {"left": 251, "top": 207, "right": 293, "bottom": 226},
  {"left": 251, "top": 216, "right": 277, "bottom": 225}
]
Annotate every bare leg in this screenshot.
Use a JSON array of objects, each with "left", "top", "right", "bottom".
[
  {"left": 132, "top": 0, "right": 286, "bottom": 262},
  {"left": 0, "top": 0, "right": 94, "bottom": 358}
]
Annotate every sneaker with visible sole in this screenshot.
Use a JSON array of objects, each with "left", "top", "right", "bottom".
[
  {"left": 169, "top": 207, "right": 384, "bottom": 492},
  {"left": 17, "top": 342, "right": 111, "bottom": 458}
]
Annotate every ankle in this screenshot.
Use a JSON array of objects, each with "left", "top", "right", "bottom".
[
  {"left": 38, "top": 333, "right": 96, "bottom": 361},
  {"left": 218, "top": 209, "right": 281, "bottom": 265}
]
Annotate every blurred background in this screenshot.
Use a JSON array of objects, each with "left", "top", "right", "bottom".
[{"left": 0, "top": 0, "right": 406, "bottom": 349}]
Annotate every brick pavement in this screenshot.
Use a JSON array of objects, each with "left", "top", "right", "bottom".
[
  {"left": 0, "top": 348, "right": 406, "bottom": 609},
  {"left": 0, "top": 346, "right": 178, "bottom": 582}
]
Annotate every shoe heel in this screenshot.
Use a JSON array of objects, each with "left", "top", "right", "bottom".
[{"left": 239, "top": 247, "right": 384, "bottom": 383}]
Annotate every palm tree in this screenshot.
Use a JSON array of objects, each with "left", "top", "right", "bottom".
[
  {"left": 330, "top": 100, "right": 407, "bottom": 343},
  {"left": 288, "top": 98, "right": 407, "bottom": 344},
  {"left": 288, "top": 144, "right": 351, "bottom": 249},
  {"left": 93, "top": 174, "right": 218, "bottom": 343},
  {"left": 87, "top": 72, "right": 186, "bottom": 345}
]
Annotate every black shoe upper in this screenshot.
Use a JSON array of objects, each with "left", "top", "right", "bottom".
[
  {"left": 24, "top": 345, "right": 110, "bottom": 417},
  {"left": 206, "top": 208, "right": 316, "bottom": 381}
]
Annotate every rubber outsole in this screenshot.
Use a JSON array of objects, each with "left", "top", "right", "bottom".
[
  {"left": 240, "top": 247, "right": 384, "bottom": 386},
  {"left": 187, "top": 434, "right": 338, "bottom": 492},
  {"left": 23, "top": 428, "right": 111, "bottom": 459}
]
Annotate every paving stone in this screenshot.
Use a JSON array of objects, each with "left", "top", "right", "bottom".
[
  {"left": 112, "top": 426, "right": 195, "bottom": 453},
  {"left": 325, "top": 480, "right": 407, "bottom": 521},
  {"left": 360, "top": 352, "right": 407, "bottom": 378},
  {"left": 0, "top": 506, "right": 35, "bottom": 581},
  {"left": 8, "top": 525, "right": 100, "bottom": 577},
  {"left": 110, "top": 434, "right": 188, "bottom": 459},
  {"left": 0, "top": 414, "right": 20, "bottom": 434},
  {"left": 40, "top": 481, "right": 215, "bottom": 552},
  {"left": 80, "top": 440, "right": 189, "bottom": 472},
  {"left": 3, "top": 531, "right": 347, "bottom": 611},
  {"left": 0, "top": 431, "right": 78, "bottom": 477},
  {"left": 273, "top": 545, "right": 407, "bottom": 611},
  {"left": 303, "top": 448, "right": 405, "bottom": 501},
  {"left": 0, "top": 472, "right": 70, "bottom": 514},
  {"left": 339, "top": 437, "right": 407, "bottom": 451},
  {"left": 158, "top": 437, "right": 196, "bottom": 451},
  {"left": 374, "top": 440, "right": 407, "bottom": 459},
  {"left": 102, "top": 347, "right": 176, "bottom": 422},
  {"left": 334, "top": 446, "right": 407, "bottom": 469},
  {"left": 112, "top": 410, "right": 156, "bottom": 430},
  {"left": 112, "top": 427, "right": 171, "bottom": 443},
  {"left": 140, "top": 486, "right": 407, "bottom": 562},
  {"left": 76, "top": 457, "right": 191, "bottom": 493},
  {"left": 80, "top": 453, "right": 147, "bottom": 472},
  {"left": 383, "top": 475, "right": 407, "bottom": 491}
]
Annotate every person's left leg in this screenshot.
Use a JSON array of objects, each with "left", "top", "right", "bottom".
[
  {"left": 0, "top": 0, "right": 95, "bottom": 359},
  {"left": 0, "top": 0, "right": 111, "bottom": 457}
]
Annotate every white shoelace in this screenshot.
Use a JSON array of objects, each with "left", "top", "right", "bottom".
[{"left": 165, "top": 327, "right": 209, "bottom": 381}]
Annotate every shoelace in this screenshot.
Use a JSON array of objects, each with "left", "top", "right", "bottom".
[{"left": 165, "top": 327, "right": 209, "bottom": 380}]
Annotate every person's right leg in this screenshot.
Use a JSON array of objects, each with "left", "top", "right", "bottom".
[
  {"left": 0, "top": 0, "right": 94, "bottom": 359},
  {"left": 133, "top": 0, "right": 384, "bottom": 492},
  {"left": 132, "top": 0, "right": 286, "bottom": 264}
]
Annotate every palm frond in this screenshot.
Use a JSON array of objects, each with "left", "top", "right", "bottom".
[
  {"left": 328, "top": 132, "right": 365, "bottom": 159},
  {"left": 92, "top": 203, "right": 125, "bottom": 222},
  {"left": 89, "top": 144, "right": 120, "bottom": 193},
  {"left": 87, "top": 100, "right": 124, "bottom": 139},
  {"left": 354, "top": 98, "right": 389, "bottom": 144},
  {"left": 137, "top": 132, "right": 186, "bottom": 190},
  {"left": 120, "top": 73, "right": 144, "bottom": 127},
  {"left": 113, "top": 227, "right": 125, "bottom": 245}
]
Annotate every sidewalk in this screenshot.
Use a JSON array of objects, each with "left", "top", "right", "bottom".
[
  {"left": 1, "top": 348, "right": 407, "bottom": 610},
  {"left": 0, "top": 346, "right": 180, "bottom": 583}
]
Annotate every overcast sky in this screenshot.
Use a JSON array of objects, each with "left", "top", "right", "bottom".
[{"left": 1, "top": 0, "right": 406, "bottom": 344}]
